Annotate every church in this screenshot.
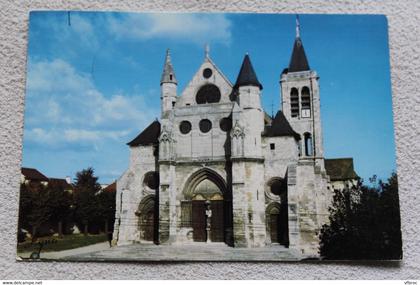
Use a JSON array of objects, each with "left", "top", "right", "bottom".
[{"left": 112, "top": 19, "right": 359, "bottom": 257}]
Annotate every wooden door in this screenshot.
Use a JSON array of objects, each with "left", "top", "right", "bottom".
[
  {"left": 192, "top": 201, "right": 206, "bottom": 242},
  {"left": 270, "top": 213, "right": 279, "bottom": 243},
  {"left": 210, "top": 201, "right": 224, "bottom": 242},
  {"left": 279, "top": 203, "right": 289, "bottom": 247},
  {"left": 142, "top": 211, "right": 154, "bottom": 241}
]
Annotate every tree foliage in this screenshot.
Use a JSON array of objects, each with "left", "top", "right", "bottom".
[
  {"left": 319, "top": 172, "right": 402, "bottom": 260},
  {"left": 18, "top": 167, "right": 116, "bottom": 241},
  {"left": 18, "top": 182, "right": 72, "bottom": 241},
  {"left": 73, "top": 167, "right": 115, "bottom": 234}
]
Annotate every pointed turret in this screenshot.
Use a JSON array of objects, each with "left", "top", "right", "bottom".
[
  {"left": 288, "top": 16, "right": 310, "bottom": 73},
  {"left": 160, "top": 49, "right": 177, "bottom": 85},
  {"left": 234, "top": 54, "right": 263, "bottom": 90},
  {"left": 160, "top": 49, "right": 177, "bottom": 115}
]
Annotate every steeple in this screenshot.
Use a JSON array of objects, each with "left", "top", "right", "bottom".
[
  {"left": 234, "top": 53, "right": 263, "bottom": 90},
  {"left": 288, "top": 15, "right": 310, "bottom": 73},
  {"left": 160, "top": 49, "right": 177, "bottom": 85}
]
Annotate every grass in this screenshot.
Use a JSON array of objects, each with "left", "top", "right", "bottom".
[{"left": 17, "top": 234, "right": 108, "bottom": 253}]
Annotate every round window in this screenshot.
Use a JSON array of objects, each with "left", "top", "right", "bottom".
[
  {"left": 196, "top": 84, "right": 221, "bottom": 104},
  {"left": 270, "top": 179, "right": 286, "bottom": 196},
  {"left": 144, "top": 172, "right": 159, "bottom": 190},
  {"left": 179, "top": 121, "right": 192, "bottom": 134},
  {"left": 219, "top": 118, "right": 232, "bottom": 132},
  {"left": 203, "top": 68, "right": 213, "bottom": 79},
  {"left": 199, "top": 119, "right": 212, "bottom": 133}
]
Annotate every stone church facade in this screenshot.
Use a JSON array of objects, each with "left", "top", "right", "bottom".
[{"left": 112, "top": 21, "right": 358, "bottom": 257}]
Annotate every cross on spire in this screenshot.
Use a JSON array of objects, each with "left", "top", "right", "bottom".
[
  {"left": 205, "top": 43, "right": 210, "bottom": 58},
  {"left": 296, "top": 14, "right": 301, "bottom": 38}
]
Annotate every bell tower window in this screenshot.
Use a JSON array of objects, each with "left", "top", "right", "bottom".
[
  {"left": 290, "top": 88, "right": 299, "bottom": 117},
  {"left": 301, "top": 86, "right": 311, "bottom": 118}
]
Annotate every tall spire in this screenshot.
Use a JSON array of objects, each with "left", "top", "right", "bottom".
[
  {"left": 234, "top": 53, "right": 263, "bottom": 90},
  {"left": 160, "top": 49, "right": 177, "bottom": 85},
  {"left": 288, "top": 15, "right": 310, "bottom": 72}
]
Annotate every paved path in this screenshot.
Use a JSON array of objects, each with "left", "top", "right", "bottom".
[
  {"left": 17, "top": 242, "right": 111, "bottom": 260},
  {"left": 47, "top": 243, "right": 305, "bottom": 262}
]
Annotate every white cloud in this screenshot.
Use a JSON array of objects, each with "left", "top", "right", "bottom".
[
  {"left": 25, "top": 58, "right": 158, "bottom": 147},
  {"left": 107, "top": 13, "right": 232, "bottom": 45}
]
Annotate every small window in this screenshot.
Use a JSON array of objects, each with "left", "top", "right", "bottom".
[
  {"left": 290, "top": 87, "right": 299, "bottom": 117},
  {"left": 304, "top": 132, "right": 313, "bottom": 156},
  {"left": 270, "top": 179, "right": 286, "bottom": 196},
  {"left": 199, "top": 119, "right": 212, "bottom": 133},
  {"left": 179, "top": 121, "right": 192, "bottom": 134},
  {"left": 270, "top": 143, "right": 275, "bottom": 150},
  {"left": 186, "top": 103, "right": 190, "bottom": 106},
  {"left": 172, "top": 102, "right": 176, "bottom": 107},
  {"left": 169, "top": 74, "right": 173, "bottom": 80},
  {"left": 203, "top": 68, "right": 213, "bottom": 79},
  {"left": 143, "top": 171, "right": 159, "bottom": 190}
]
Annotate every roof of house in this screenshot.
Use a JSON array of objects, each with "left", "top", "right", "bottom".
[
  {"left": 325, "top": 158, "right": 359, "bottom": 181},
  {"left": 102, "top": 181, "right": 116, "bottom": 193},
  {"left": 234, "top": 54, "right": 263, "bottom": 90},
  {"left": 288, "top": 37, "right": 310, "bottom": 73},
  {"left": 21, "top": 167, "right": 49, "bottom": 182},
  {"left": 48, "top": 178, "right": 73, "bottom": 190},
  {"left": 263, "top": 111, "right": 300, "bottom": 140},
  {"left": 127, "top": 120, "right": 161, "bottom": 147}
]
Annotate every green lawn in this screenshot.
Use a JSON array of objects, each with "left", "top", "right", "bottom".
[{"left": 17, "top": 234, "right": 108, "bottom": 253}]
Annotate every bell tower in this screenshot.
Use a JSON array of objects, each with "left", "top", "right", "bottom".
[{"left": 280, "top": 16, "right": 324, "bottom": 160}]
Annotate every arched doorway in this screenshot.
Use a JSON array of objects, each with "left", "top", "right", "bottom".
[
  {"left": 182, "top": 168, "right": 232, "bottom": 245},
  {"left": 266, "top": 178, "right": 289, "bottom": 247},
  {"left": 136, "top": 195, "right": 156, "bottom": 243},
  {"left": 191, "top": 179, "right": 224, "bottom": 242}
]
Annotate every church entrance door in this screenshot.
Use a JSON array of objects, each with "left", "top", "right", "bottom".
[
  {"left": 191, "top": 179, "right": 225, "bottom": 243},
  {"left": 137, "top": 195, "right": 157, "bottom": 243},
  {"left": 192, "top": 200, "right": 206, "bottom": 242}
]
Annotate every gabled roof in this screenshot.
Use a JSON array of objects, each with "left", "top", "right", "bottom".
[
  {"left": 21, "top": 167, "right": 49, "bottom": 182},
  {"left": 288, "top": 37, "right": 310, "bottom": 73},
  {"left": 325, "top": 158, "right": 359, "bottom": 181},
  {"left": 234, "top": 54, "right": 263, "bottom": 90},
  {"left": 127, "top": 120, "right": 161, "bottom": 147},
  {"left": 263, "top": 111, "right": 300, "bottom": 140},
  {"left": 102, "top": 181, "right": 116, "bottom": 193}
]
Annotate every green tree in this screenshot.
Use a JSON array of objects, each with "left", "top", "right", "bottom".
[
  {"left": 73, "top": 167, "right": 102, "bottom": 235},
  {"left": 319, "top": 172, "right": 402, "bottom": 260}
]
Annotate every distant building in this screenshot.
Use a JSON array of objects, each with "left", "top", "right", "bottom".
[
  {"left": 21, "top": 167, "right": 74, "bottom": 192},
  {"left": 113, "top": 19, "right": 359, "bottom": 257}
]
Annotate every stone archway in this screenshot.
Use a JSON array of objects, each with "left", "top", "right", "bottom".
[
  {"left": 266, "top": 177, "right": 289, "bottom": 247},
  {"left": 136, "top": 195, "right": 156, "bottom": 243},
  {"left": 182, "top": 168, "right": 232, "bottom": 245}
]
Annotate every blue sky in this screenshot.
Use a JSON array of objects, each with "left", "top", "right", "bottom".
[{"left": 23, "top": 12, "right": 396, "bottom": 184}]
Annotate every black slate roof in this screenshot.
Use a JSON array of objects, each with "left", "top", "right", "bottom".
[
  {"left": 127, "top": 120, "right": 161, "bottom": 147},
  {"left": 263, "top": 111, "right": 300, "bottom": 140},
  {"left": 234, "top": 54, "right": 263, "bottom": 90},
  {"left": 325, "top": 158, "right": 359, "bottom": 181},
  {"left": 288, "top": 37, "right": 310, "bottom": 73}
]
